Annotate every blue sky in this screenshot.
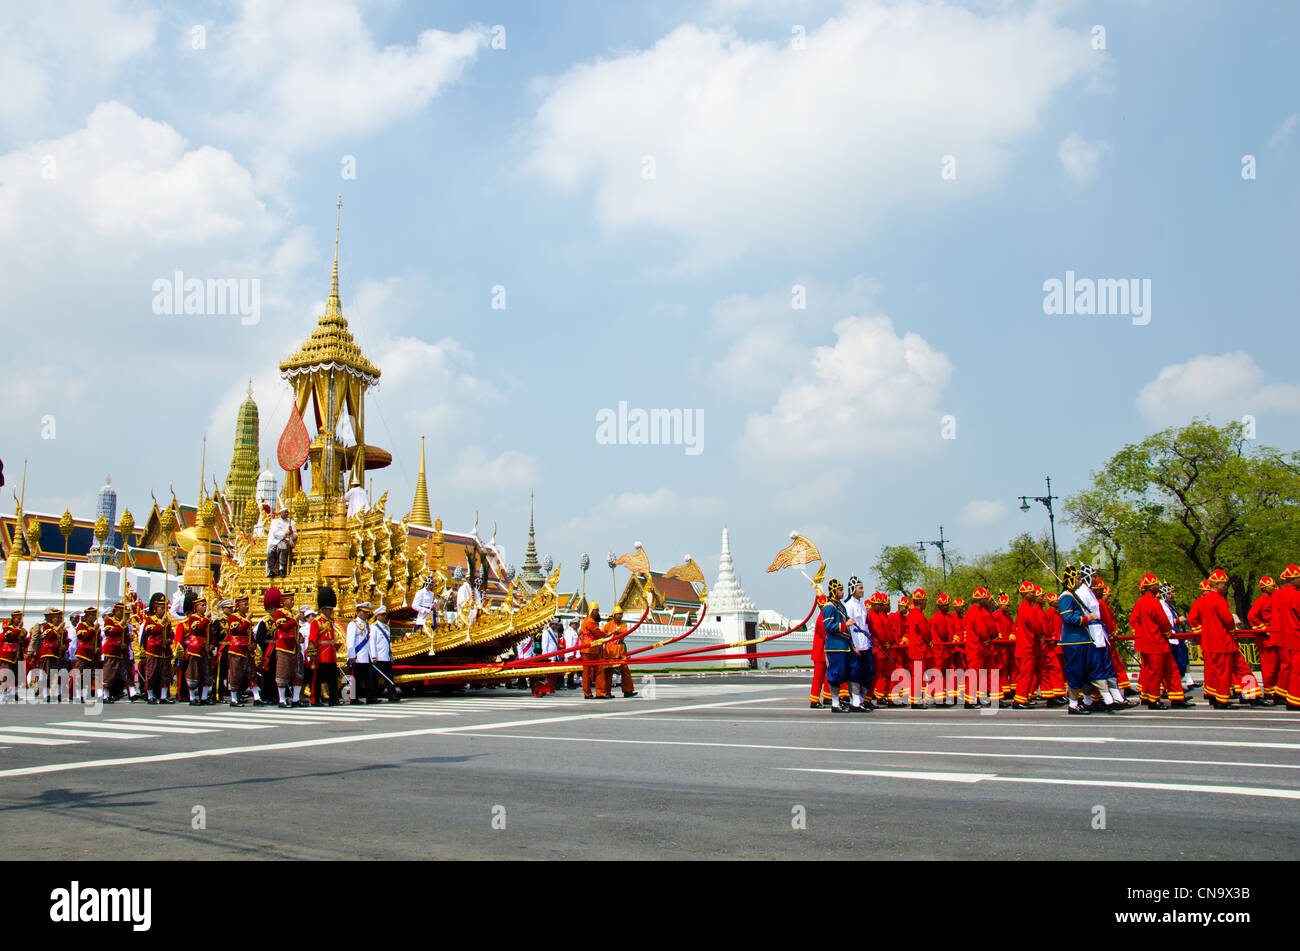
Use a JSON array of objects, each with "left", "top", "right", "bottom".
[{"left": 2, "top": 0, "right": 1297, "bottom": 614}]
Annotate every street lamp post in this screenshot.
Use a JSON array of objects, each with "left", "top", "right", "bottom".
[
  {"left": 1018, "top": 476, "right": 1060, "bottom": 574},
  {"left": 926, "top": 526, "right": 950, "bottom": 582}
]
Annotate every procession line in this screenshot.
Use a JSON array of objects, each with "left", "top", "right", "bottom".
[
  {"left": 783, "top": 767, "right": 1300, "bottom": 801},
  {"left": 441, "top": 732, "right": 1300, "bottom": 772},
  {"left": 0, "top": 696, "right": 785, "bottom": 780}
]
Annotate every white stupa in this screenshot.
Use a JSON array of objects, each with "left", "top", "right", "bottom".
[
  {"left": 711, "top": 526, "right": 759, "bottom": 666},
  {"left": 712, "top": 526, "right": 757, "bottom": 613}
]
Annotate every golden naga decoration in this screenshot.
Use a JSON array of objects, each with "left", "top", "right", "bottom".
[
  {"left": 663, "top": 556, "right": 708, "bottom": 600},
  {"left": 765, "top": 531, "right": 822, "bottom": 573}
]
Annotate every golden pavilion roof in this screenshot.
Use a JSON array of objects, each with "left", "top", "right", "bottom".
[{"left": 279, "top": 199, "right": 381, "bottom": 385}]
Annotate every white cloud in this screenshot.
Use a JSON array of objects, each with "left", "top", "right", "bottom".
[
  {"left": 739, "top": 314, "right": 952, "bottom": 463},
  {"left": 527, "top": 2, "right": 1096, "bottom": 267},
  {"left": 0, "top": 1, "right": 156, "bottom": 130},
  {"left": 1136, "top": 351, "right": 1300, "bottom": 426},
  {"left": 1057, "top": 131, "right": 1110, "bottom": 183},
  {"left": 0, "top": 102, "right": 276, "bottom": 252},
  {"left": 708, "top": 276, "right": 880, "bottom": 395},
  {"left": 204, "top": 0, "right": 487, "bottom": 185},
  {"left": 960, "top": 499, "right": 1009, "bottom": 526},
  {"left": 555, "top": 489, "right": 722, "bottom": 546},
  {"left": 1269, "top": 112, "right": 1299, "bottom": 148},
  {"left": 441, "top": 448, "right": 539, "bottom": 496}
]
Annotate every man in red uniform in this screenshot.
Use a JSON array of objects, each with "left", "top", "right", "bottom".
[
  {"left": 867, "top": 592, "right": 894, "bottom": 705},
  {"left": 951, "top": 597, "right": 969, "bottom": 702},
  {"left": 808, "top": 593, "right": 832, "bottom": 707},
  {"left": 1130, "top": 573, "right": 1191, "bottom": 709},
  {"left": 1038, "top": 592, "right": 1067, "bottom": 705},
  {"left": 906, "top": 589, "right": 933, "bottom": 707},
  {"left": 1273, "top": 565, "right": 1300, "bottom": 710},
  {"left": 138, "top": 593, "right": 172, "bottom": 704},
  {"left": 964, "top": 589, "right": 995, "bottom": 707},
  {"left": 222, "top": 596, "right": 254, "bottom": 706},
  {"left": 993, "top": 593, "right": 1015, "bottom": 701},
  {"left": 1094, "top": 582, "right": 1133, "bottom": 697},
  {"left": 99, "top": 603, "right": 130, "bottom": 703},
  {"left": 1249, "top": 576, "right": 1287, "bottom": 705},
  {"left": 1189, "top": 569, "right": 1260, "bottom": 708},
  {"left": 930, "top": 593, "right": 954, "bottom": 706},
  {"left": 174, "top": 594, "right": 214, "bottom": 706},
  {"left": 71, "top": 606, "right": 100, "bottom": 704},
  {"left": 1012, "top": 582, "right": 1045, "bottom": 708},
  {"left": 30, "top": 606, "right": 68, "bottom": 702},
  {"left": 579, "top": 603, "right": 605, "bottom": 699},
  {"left": 264, "top": 587, "right": 301, "bottom": 708},
  {"left": 1, "top": 609, "right": 28, "bottom": 702},
  {"left": 307, "top": 586, "right": 341, "bottom": 706}
]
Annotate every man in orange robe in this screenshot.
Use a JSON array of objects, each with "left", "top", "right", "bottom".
[
  {"left": 601, "top": 609, "right": 637, "bottom": 698},
  {"left": 579, "top": 604, "right": 605, "bottom": 699}
]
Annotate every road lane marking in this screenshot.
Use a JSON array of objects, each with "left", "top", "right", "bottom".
[
  {"left": 946, "top": 734, "right": 1300, "bottom": 750},
  {"left": 441, "top": 732, "right": 1300, "bottom": 771},
  {"left": 0, "top": 733, "right": 81, "bottom": 745},
  {"left": 783, "top": 767, "right": 1300, "bottom": 801},
  {"left": 0, "top": 696, "right": 786, "bottom": 779}
]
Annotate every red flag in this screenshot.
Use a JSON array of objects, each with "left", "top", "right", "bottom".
[{"left": 277, "top": 403, "right": 311, "bottom": 471}]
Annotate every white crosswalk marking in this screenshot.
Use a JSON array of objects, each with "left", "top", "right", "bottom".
[
  {"left": 6, "top": 726, "right": 158, "bottom": 740},
  {"left": 0, "top": 733, "right": 81, "bottom": 745},
  {"left": 156, "top": 717, "right": 274, "bottom": 730},
  {"left": 59, "top": 720, "right": 217, "bottom": 734}
]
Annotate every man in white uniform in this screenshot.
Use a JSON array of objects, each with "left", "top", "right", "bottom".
[
  {"left": 369, "top": 604, "right": 398, "bottom": 702},
  {"left": 844, "top": 577, "right": 874, "bottom": 712},
  {"left": 344, "top": 477, "right": 368, "bottom": 518},
  {"left": 266, "top": 505, "right": 297, "bottom": 578},
  {"left": 563, "top": 619, "right": 581, "bottom": 689},
  {"left": 412, "top": 576, "right": 438, "bottom": 629},
  {"left": 346, "top": 602, "right": 373, "bottom": 704}
]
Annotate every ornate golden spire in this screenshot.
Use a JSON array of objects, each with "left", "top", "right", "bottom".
[
  {"left": 279, "top": 196, "right": 380, "bottom": 383},
  {"left": 410, "top": 435, "right": 432, "bottom": 528},
  {"left": 330, "top": 194, "right": 341, "bottom": 305}
]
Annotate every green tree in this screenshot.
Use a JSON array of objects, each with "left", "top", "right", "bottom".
[
  {"left": 871, "top": 544, "right": 925, "bottom": 597},
  {"left": 1065, "top": 419, "right": 1300, "bottom": 617}
]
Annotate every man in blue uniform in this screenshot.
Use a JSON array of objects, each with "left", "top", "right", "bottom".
[{"left": 821, "top": 579, "right": 853, "bottom": 714}]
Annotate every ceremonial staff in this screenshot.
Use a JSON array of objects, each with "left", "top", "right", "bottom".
[
  {"left": 58, "top": 509, "right": 73, "bottom": 616},
  {"left": 93, "top": 516, "right": 110, "bottom": 617}
]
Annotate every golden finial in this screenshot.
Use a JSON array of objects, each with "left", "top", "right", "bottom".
[
  {"left": 119, "top": 508, "right": 135, "bottom": 542},
  {"left": 330, "top": 194, "right": 342, "bottom": 303},
  {"left": 58, "top": 509, "right": 74, "bottom": 541},
  {"left": 93, "top": 516, "right": 110, "bottom": 544},
  {"left": 242, "top": 497, "right": 259, "bottom": 529},
  {"left": 159, "top": 505, "right": 177, "bottom": 535},
  {"left": 25, "top": 517, "right": 42, "bottom": 551},
  {"left": 410, "top": 435, "right": 432, "bottom": 528},
  {"left": 198, "top": 498, "right": 218, "bottom": 528}
]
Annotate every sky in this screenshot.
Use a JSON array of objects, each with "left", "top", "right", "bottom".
[{"left": 1, "top": 0, "right": 1297, "bottom": 617}]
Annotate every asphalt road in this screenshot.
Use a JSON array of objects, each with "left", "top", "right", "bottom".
[{"left": 1, "top": 676, "right": 1295, "bottom": 860}]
